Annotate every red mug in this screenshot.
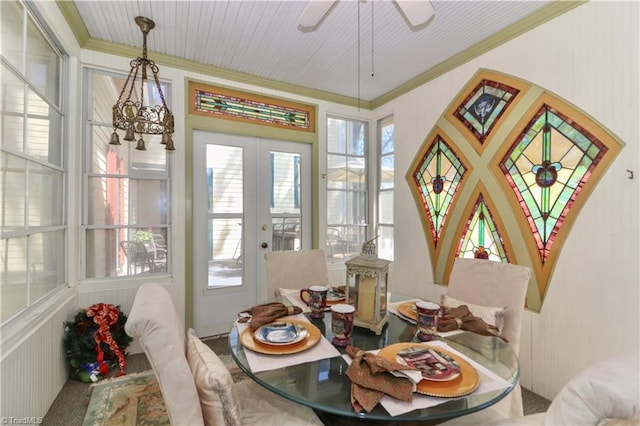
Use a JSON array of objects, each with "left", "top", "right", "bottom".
[
  {"left": 416, "top": 301, "right": 440, "bottom": 341},
  {"left": 300, "top": 285, "right": 329, "bottom": 318},
  {"left": 331, "top": 304, "right": 355, "bottom": 346}
]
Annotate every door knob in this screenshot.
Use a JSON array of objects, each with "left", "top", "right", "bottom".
[{"left": 261, "top": 242, "right": 268, "bottom": 248}]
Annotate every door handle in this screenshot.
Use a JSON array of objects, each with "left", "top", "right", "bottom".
[{"left": 261, "top": 242, "right": 268, "bottom": 249}]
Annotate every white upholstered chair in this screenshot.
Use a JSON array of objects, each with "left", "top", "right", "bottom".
[
  {"left": 125, "top": 282, "right": 323, "bottom": 426},
  {"left": 443, "top": 258, "right": 532, "bottom": 421},
  {"left": 449, "top": 350, "right": 640, "bottom": 426},
  {"left": 264, "top": 249, "right": 330, "bottom": 297}
]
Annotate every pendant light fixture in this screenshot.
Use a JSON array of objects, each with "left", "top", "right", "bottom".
[{"left": 110, "top": 16, "right": 175, "bottom": 151}]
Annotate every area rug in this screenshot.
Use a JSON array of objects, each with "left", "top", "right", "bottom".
[{"left": 82, "top": 355, "right": 246, "bottom": 426}]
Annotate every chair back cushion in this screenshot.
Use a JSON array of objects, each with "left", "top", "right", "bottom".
[
  {"left": 125, "top": 283, "right": 204, "bottom": 425},
  {"left": 186, "top": 328, "right": 243, "bottom": 426},
  {"left": 447, "top": 258, "right": 531, "bottom": 355},
  {"left": 265, "top": 249, "right": 330, "bottom": 297}
]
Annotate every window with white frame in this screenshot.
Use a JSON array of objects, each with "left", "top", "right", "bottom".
[
  {"left": 326, "top": 116, "right": 368, "bottom": 261},
  {"left": 377, "top": 115, "right": 394, "bottom": 261},
  {"left": 1, "top": 0, "right": 66, "bottom": 324},
  {"left": 82, "top": 68, "right": 171, "bottom": 279}
]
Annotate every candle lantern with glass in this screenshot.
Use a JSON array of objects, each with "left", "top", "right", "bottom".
[{"left": 344, "top": 238, "right": 390, "bottom": 335}]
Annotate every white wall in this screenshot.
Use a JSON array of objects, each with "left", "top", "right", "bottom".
[{"left": 382, "top": 1, "right": 639, "bottom": 399}]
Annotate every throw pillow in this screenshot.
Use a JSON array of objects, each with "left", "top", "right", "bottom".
[
  {"left": 441, "top": 294, "right": 506, "bottom": 332},
  {"left": 186, "top": 328, "right": 243, "bottom": 426}
]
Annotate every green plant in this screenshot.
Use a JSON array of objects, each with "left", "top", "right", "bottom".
[{"left": 133, "top": 230, "right": 154, "bottom": 243}]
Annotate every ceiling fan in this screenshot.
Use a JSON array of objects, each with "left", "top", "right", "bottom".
[{"left": 298, "top": 0, "right": 435, "bottom": 30}]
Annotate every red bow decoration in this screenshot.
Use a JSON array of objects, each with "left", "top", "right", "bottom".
[{"left": 86, "top": 303, "right": 127, "bottom": 377}]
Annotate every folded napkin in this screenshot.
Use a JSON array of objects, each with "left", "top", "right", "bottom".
[
  {"left": 438, "top": 305, "right": 507, "bottom": 342},
  {"left": 238, "top": 302, "right": 302, "bottom": 331},
  {"left": 344, "top": 345, "right": 416, "bottom": 413}
]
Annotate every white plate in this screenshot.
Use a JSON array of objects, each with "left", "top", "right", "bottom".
[{"left": 253, "top": 322, "right": 308, "bottom": 346}]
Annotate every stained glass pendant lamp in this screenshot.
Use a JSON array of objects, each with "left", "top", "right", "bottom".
[{"left": 110, "top": 16, "right": 175, "bottom": 151}]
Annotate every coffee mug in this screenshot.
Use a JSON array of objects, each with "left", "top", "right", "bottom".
[
  {"left": 331, "top": 304, "right": 355, "bottom": 346},
  {"left": 416, "top": 301, "right": 440, "bottom": 341},
  {"left": 300, "top": 285, "right": 329, "bottom": 318}
]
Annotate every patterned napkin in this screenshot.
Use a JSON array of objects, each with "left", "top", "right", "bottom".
[
  {"left": 237, "top": 302, "right": 302, "bottom": 331},
  {"left": 344, "top": 345, "right": 417, "bottom": 413},
  {"left": 438, "top": 305, "right": 507, "bottom": 341}
]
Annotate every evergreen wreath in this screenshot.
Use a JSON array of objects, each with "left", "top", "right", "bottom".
[{"left": 63, "top": 303, "right": 132, "bottom": 383}]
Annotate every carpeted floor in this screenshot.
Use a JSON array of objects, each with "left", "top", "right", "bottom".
[{"left": 43, "top": 334, "right": 551, "bottom": 425}]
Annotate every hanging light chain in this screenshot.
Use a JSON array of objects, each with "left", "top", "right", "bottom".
[{"left": 371, "top": 0, "right": 375, "bottom": 77}]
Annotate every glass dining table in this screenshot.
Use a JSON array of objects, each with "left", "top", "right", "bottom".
[{"left": 228, "top": 294, "right": 519, "bottom": 424}]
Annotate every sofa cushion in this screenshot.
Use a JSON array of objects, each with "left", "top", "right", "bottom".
[
  {"left": 186, "top": 328, "right": 242, "bottom": 426},
  {"left": 125, "top": 283, "right": 204, "bottom": 426}
]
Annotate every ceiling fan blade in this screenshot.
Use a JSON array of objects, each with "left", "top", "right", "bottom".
[
  {"left": 394, "top": 0, "right": 435, "bottom": 27},
  {"left": 298, "top": 0, "right": 339, "bottom": 29}
]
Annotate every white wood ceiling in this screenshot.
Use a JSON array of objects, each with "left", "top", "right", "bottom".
[{"left": 72, "top": 0, "right": 554, "bottom": 102}]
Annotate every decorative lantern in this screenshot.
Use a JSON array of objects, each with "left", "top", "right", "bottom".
[{"left": 344, "top": 239, "right": 390, "bottom": 335}]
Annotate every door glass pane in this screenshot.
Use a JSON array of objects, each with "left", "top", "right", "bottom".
[
  {"left": 207, "top": 144, "right": 243, "bottom": 287},
  {"left": 270, "top": 151, "right": 301, "bottom": 251}
]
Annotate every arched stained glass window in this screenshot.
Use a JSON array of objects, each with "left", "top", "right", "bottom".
[
  {"left": 410, "top": 133, "right": 467, "bottom": 247},
  {"left": 456, "top": 193, "right": 510, "bottom": 263},
  {"left": 499, "top": 104, "right": 608, "bottom": 263},
  {"left": 408, "top": 69, "right": 623, "bottom": 311}
]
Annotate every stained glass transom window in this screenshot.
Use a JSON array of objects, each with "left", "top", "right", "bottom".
[
  {"left": 499, "top": 104, "right": 608, "bottom": 263},
  {"left": 456, "top": 194, "right": 510, "bottom": 262},
  {"left": 411, "top": 135, "right": 467, "bottom": 246},
  {"left": 453, "top": 79, "right": 519, "bottom": 144},
  {"left": 188, "top": 82, "right": 314, "bottom": 133},
  {"left": 194, "top": 89, "right": 310, "bottom": 130}
]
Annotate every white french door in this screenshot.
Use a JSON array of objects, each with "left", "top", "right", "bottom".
[{"left": 193, "top": 130, "right": 311, "bottom": 336}]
